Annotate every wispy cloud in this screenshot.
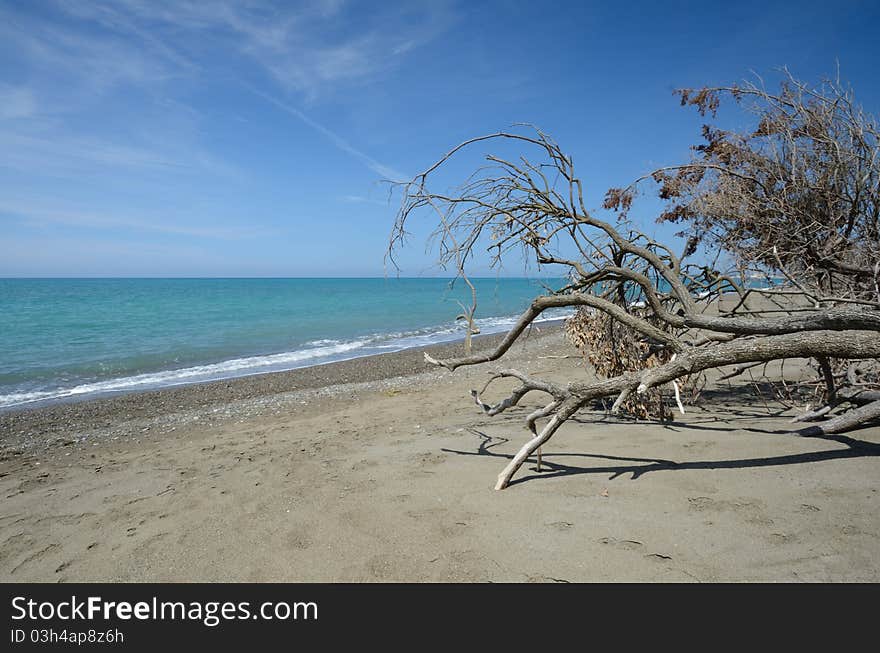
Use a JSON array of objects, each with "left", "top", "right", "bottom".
[
  {"left": 0, "top": 234, "right": 235, "bottom": 276},
  {"left": 0, "top": 128, "right": 241, "bottom": 183},
  {"left": 0, "top": 0, "right": 451, "bottom": 275},
  {"left": 251, "top": 88, "right": 408, "bottom": 181},
  {"left": 0, "top": 131, "right": 181, "bottom": 171},
  {"left": 55, "top": 0, "right": 198, "bottom": 75},
  {"left": 0, "top": 3, "right": 240, "bottom": 182},
  {"left": 0, "top": 84, "right": 37, "bottom": 120},
  {"left": 0, "top": 6, "right": 179, "bottom": 97},
  {"left": 60, "top": 0, "right": 456, "bottom": 100},
  {"left": 0, "top": 201, "right": 264, "bottom": 240},
  {"left": 0, "top": 1, "right": 449, "bottom": 182},
  {"left": 340, "top": 194, "right": 394, "bottom": 206}
]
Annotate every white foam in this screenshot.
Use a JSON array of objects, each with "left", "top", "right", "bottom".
[
  {"left": 0, "top": 339, "right": 369, "bottom": 409},
  {"left": 0, "top": 308, "right": 576, "bottom": 409}
]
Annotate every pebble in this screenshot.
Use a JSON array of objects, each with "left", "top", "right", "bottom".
[{"left": 0, "top": 326, "right": 565, "bottom": 456}]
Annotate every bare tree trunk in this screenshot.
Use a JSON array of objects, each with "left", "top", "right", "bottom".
[
  {"left": 495, "top": 398, "right": 582, "bottom": 490},
  {"left": 797, "top": 400, "right": 880, "bottom": 437},
  {"left": 387, "top": 115, "right": 880, "bottom": 490},
  {"left": 488, "top": 330, "right": 880, "bottom": 488},
  {"left": 817, "top": 356, "right": 837, "bottom": 403}
]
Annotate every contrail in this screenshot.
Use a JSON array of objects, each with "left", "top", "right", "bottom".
[{"left": 248, "top": 87, "right": 408, "bottom": 182}]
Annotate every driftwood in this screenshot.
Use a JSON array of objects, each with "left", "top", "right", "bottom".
[{"left": 388, "top": 71, "right": 880, "bottom": 489}]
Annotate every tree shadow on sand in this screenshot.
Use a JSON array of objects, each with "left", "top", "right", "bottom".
[{"left": 444, "top": 426, "right": 880, "bottom": 488}]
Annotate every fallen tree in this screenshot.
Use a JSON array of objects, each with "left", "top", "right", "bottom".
[{"left": 389, "top": 70, "right": 880, "bottom": 490}]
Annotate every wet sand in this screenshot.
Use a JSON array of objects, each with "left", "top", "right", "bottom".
[{"left": 1, "top": 324, "right": 879, "bottom": 582}]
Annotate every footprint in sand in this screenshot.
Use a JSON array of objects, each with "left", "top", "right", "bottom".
[
  {"left": 770, "top": 532, "right": 797, "bottom": 543},
  {"left": 287, "top": 532, "right": 312, "bottom": 550},
  {"left": 598, "top": 536, "right": 645, "bottom": 551},
  {"left": 350, "top": 458, "right": 378, "bottom": 472},
  {"left": 408, "top": 451, "right": 446, "bottom": 466},
  {"left": 9, "top": 543, "right": 59, "bottom": 575},
  {"left": 688, "top": 496, "right": 773, "bottom": 526},
  {"left": 599, "top": 537, "right": 675, "bottom": 562},
  {"left": 526, "top": 574, "right": 571, "bottom": 583}
]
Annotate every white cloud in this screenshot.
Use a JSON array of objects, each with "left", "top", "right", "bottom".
[
  {"left": 0, "top": 234, "right": 233, "bottom": 276},
  {"left": 341, "top": 194, "right": 393, "bottom": 206},
  {"left": 392, "top": 40, "right": 417, "bottom": 56},
  {"left": 0, "top": 84, "right": 36, "bottom": 120},
  {"left": 251, "top": 88, "right": 408, "bottom": 181},
  {"left": 55, "top": 0, "right": 455, "bottom": 99},
  {"left": 0, "top": 9, "right": 179, "bottom": 95},
  {"left": 0, "top": 127, "right": 241, "bottom": 183},
  {"left": 0, "top": 2, "right": 444, "bottom": 198},
  {"left": 0, "top": 201, "right": 263, "bottom": 240}
]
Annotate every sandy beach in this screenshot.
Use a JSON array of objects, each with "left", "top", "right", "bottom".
[{"left": 1, "top": 323, "right": 879, "bottom": 582}]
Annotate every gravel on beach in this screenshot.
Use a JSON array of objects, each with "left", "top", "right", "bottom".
[{"left": 0, "top": 324, "right": 564, "bottom": 456}]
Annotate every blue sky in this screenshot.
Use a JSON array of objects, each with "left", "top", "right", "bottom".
[{"left": 1, "top": 0, "right": 878, "bottom": 277}]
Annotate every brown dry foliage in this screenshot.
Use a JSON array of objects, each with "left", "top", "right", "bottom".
[
  {"left": 387, "top": 70, "right": 880, "bottom": 489},
  {"left": 661, "top": 73, "right": 880, "bottom": 301},
  {"left": 565, "top": 306, "right": 696, "bottom": 420}
]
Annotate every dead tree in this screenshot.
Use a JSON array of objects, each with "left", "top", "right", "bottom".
[{"left": 389, "top": 72, "right": 880, "bottom": 490}]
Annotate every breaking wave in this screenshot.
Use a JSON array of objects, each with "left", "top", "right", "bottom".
[{"left": 0, "top": 309, "right": 572, "bottom": 409}]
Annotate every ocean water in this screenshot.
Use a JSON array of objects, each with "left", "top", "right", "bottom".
[{"left": 0, "top": 278, "right": 569, "bottom": 409}]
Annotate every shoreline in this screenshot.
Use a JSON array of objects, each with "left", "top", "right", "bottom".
[
  {"left": 0, "top": 312, "right": 569, "bottom": 413},
  {"left": 2, "top": 318, "right": 879, "bottom": 582},
  {"left": 1, "top": 277, "right": 571, "bottom": 413},
  {"left": 0, "top": 322, "right": 563, "bottom": 454}
]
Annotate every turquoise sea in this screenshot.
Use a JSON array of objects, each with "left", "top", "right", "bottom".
[{"left": 0, "top": 278, "right": 569, "bottom": 409}]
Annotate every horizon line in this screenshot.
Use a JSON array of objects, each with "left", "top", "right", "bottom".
[{"left": 0, "top": 275, "right": 566, "bottom": 280}]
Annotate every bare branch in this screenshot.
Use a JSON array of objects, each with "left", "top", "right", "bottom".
[{"left": 388, "top": 74, "right": 880, "bottom": 489}]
